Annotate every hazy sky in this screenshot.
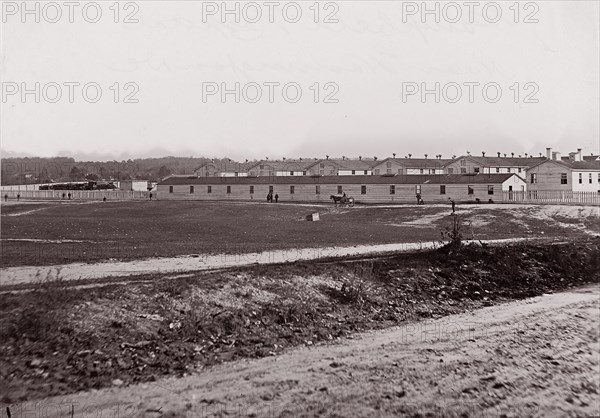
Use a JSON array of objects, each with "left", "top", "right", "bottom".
[{"left": 1, "top": 1, "right": 599, "bottom": 161}]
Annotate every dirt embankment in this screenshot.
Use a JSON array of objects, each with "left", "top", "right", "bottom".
[
  {"left": 3, "top": 286, "right": 599, "bottom": 418},
  {"left": 1, "top": 239, "right": 598, "bottom": 406}
]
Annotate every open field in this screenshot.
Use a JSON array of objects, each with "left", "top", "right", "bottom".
[
  {"left": 1, "top": 200, "right": 599, "bottom": 268},
  {"left": 1, "top": 239, "right": 598, "bottom": 405}
]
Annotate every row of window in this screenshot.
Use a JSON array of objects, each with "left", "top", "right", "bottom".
[
  {"left": 530, "top": 173, "right": 600, "bottom": 184},
  {"left": 169, "top": 185, "right": 494, "bottom": 195}
]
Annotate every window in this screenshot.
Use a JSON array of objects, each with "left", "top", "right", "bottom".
[
  {"left": 207, "top": 186, "right": 212, "bottom": 193},
  {"left": 488, "top": 185, "right": 494, "bottom": 195},
  {"left": 290, "top": 186, "right": 295, "bottom": 194},
  {"left": 250, "top": 186, "right": 254, "bottom": 194},
  {"left": 440, "top": 185, "right": 446, "bottom": 195},
  {"left": 589, "top": 173, "right": 593, "bottom": 184},
  {"left": 352, "top": 170, "right": 356, "bottom": 175},
  {"left": 234, "top": 172, "right": 238, "bottom": 177},
  {"left": 560, "top": 173, "right": 567, "bottom": 184},
  {"left": 169, "top": 186, "right": 173, "bottom": 193},
  {"left": 290, "top": 171, "right": 294, "bottom": 176},
  {"left": 518, "top": 168, "right": 522, "bottom": 173},
  {"left": 390, "top": 185, "right": 395, "bottom": 195},
  {"left": 386, "top": 162, "right": 392, "bottom": 168},
  {"left": 507, "top": 168, "right": 511, "bottom": 173},
  {"left": 338, "top": 186, "right": 343, "bottom": 194},
  {"left": 303, "top": 171, "right": 307, "bottom": 176},
  {"left": 461, "top": 168, "right": 467, "bottom": 174},
  {"left": 259, "top": 165, "right": 264, "bottom": 169},
  {"left": 598, "top": 173, "right": 600, "bottom": 184},
  {"left": 361, "top": 185, "right": 367, "bottom": 194},
  {"left": 447, "top": 168, "right": 454, "bottom": 174},
  {"left": 364, "top": 170, "right": 368, "bottom": 175},
  {"left": 269, "top": 186, "right": 273, "bottom": 193},
  {"left": 189, "top": 186, "right": 194, "bottom": 194},
  {"left": 398, "top": 168, "right": 403, "bottom": 174},
  {"left": 226, "top": 186, "right": 231, "bottom": 194},
  {"left": 315, "top": 185, "right": 320, "bottom": 195},
  {"left": 320, "top": 163, "right": 325, "bottom": 168},
  {"left": 419, "top": 169, "right": 424, "bottom": 174},
  {"left": 530, "top": 173, "right": 537, "bottom": 184},
  {"left": 468, "top": 185, "right": 474, "bottom": 195},
  {"left": 474, "top": 167, "right": 480, "bottom": 174},
  {"left": 415, "top": 185, "right": 421, "bottom": 194},
  {"left": 374, "top": 169, "right": 380, "bottom": 175},
  {"left": 386, "top": 169, "right": 391, "bottom": 174},
  {"left": 460, "top": 159, "right": 466, "bottom": 166},
  {"left": 495, "top": 168, "right": 500, "bottom": 173},
  {"left": 579, "top": 173, "right": 583, "bottom": 184}
]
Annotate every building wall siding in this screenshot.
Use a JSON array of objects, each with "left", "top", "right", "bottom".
[{"left": 157, "top": 181, "right": 512, "bottom": 203}]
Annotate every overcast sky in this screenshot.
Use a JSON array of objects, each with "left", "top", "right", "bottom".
[{"left": 1, "top": 1, "right": 599, "bottom": 161}]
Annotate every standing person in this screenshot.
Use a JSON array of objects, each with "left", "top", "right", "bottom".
[
  {"left": 275, "top": 193, "right": 279, "bottom": 203},
  {"left": 266, "top": 192, "right": 271, "bottom": 202},
  {"left": 103, "top": 196, "right": 107, "bottom": 202},
  {"left": 67, "top": 192, "right": 71, "bottom": 200},
  {"left": 416, "top": 193, "right": 421, "bottom": 204},
  {"left": 62, "top": 193, "right": 66, "bottom": 200},
  {"left": 449, "top": 197, "right": 456, "bottom": 213},
  {"left": 149, "top": 192, "right": 153, "bottom": 201},
  {"left": 16, "top": 193, "right": 20, "bottom": 201},
  {"left": 4, "top": 194, "right": 7, "bottom": 202}
]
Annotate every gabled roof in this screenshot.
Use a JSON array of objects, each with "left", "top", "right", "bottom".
[
  {"left": 449, "top": 156, "right": 546, "bottom": 167},
  {"left": 374, "top": 158, "right": 453, "bottom": 169},
  {"left": 246, "top": 160, "right": 316, "bottom": 171},
  {"left": 305, "top": 158, "right": 378, "bottom": 171},
  {"left": 159, "top": 173, "right": 523, "bottom": 186},
  {"left": 528, "top": 159, "right": 600, "bottom": 171}
]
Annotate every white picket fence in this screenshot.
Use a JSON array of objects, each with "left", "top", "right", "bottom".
[
  {"left": 503, "top": 190, "right": 600, "bottom": 205},
  {"left": 1, "top": 189, "right": 150, "bottom": 201}
]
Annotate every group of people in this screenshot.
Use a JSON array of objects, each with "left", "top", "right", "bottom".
[
  {"left": 415, "top": 194, "right": 456, "bottom": 213},
  {"left": 267, "top": 192, "right": 279, "bottom": 203}
]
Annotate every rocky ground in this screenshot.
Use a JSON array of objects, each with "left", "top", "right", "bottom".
[{"left": 2, "top": 284, "right": 598, "bottom": 418}]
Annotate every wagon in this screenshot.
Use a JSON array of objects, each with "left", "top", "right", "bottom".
[{"left": 330, "top": 194, "right": 355, "bottom": 207}]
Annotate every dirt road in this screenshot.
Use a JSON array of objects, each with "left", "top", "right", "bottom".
[
  {"left": 6, "top": 284, "right": 598, "bottom": 418},
  {"left": 0, "top": 239, "right": 529, "bottom": 287}
]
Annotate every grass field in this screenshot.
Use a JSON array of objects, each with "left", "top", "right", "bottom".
[{"left": 1, "top": 200, "right": 599, "bottom": 268}]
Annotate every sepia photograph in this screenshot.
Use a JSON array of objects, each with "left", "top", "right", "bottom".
[{"left": 1, "top": 1, "right": 599, "bottom": 416}]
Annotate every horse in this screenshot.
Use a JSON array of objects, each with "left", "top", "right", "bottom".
[{"left": 330, "top": 195, "right": 354, "bottom": 207}]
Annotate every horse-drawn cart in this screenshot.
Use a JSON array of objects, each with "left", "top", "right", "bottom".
[{"left": 330, "top": 194, "right": 355, "bottom": 207}]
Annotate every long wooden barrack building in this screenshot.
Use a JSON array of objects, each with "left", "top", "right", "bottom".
[{"left": 157, "top": 173, "right": 526, "bottom": 204}]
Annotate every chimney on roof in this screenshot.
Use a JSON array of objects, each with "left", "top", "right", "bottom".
[
  {"left": 546, "top": 148, "right": 552, "bottom": 159},
  {"left": 359, "top": 156, "right": 362, "bottom": 160},
  {"left": 424, "top": 154, "right": 428, "bottom": 159},
  {"left": 374, "top": 156, "right": 378, "bottom": 161},
  {"left": 511, "top": 153, "right": 514, "bottom": 158},
  {"left": 552, "top": 152, "right": 561, "bottom": 161},
  {"left": 482, "top": 152, "right": 485, "bottom": 157},
  {"left": 576, "top": 148, "right": 583, "bottom": 162},
  {"left": 392, "top": 153, "right": 396, "bottom": 159},
  {"left": 342, "top": 156, "right": 346, "bottom": 160},
  {"left": 408, "top": 154, "right": 412, "bottom": 158},
  {"left": 326, "top": 155, "right": 329, "bottom": 160},
  {"left": 497, "top": 152, "right": 501, "bottom": 157}
]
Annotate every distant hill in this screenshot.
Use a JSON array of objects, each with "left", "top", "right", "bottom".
[{"left": 0, "top": 156, "right": 241, "bottom": 185}]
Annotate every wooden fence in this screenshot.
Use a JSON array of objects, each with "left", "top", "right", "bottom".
[
  {"left": 0, "top": 189, "right": 150, "bottom": 201},
  {"left": 503, "top": 190, "right": 600, "bottom": 205}
]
